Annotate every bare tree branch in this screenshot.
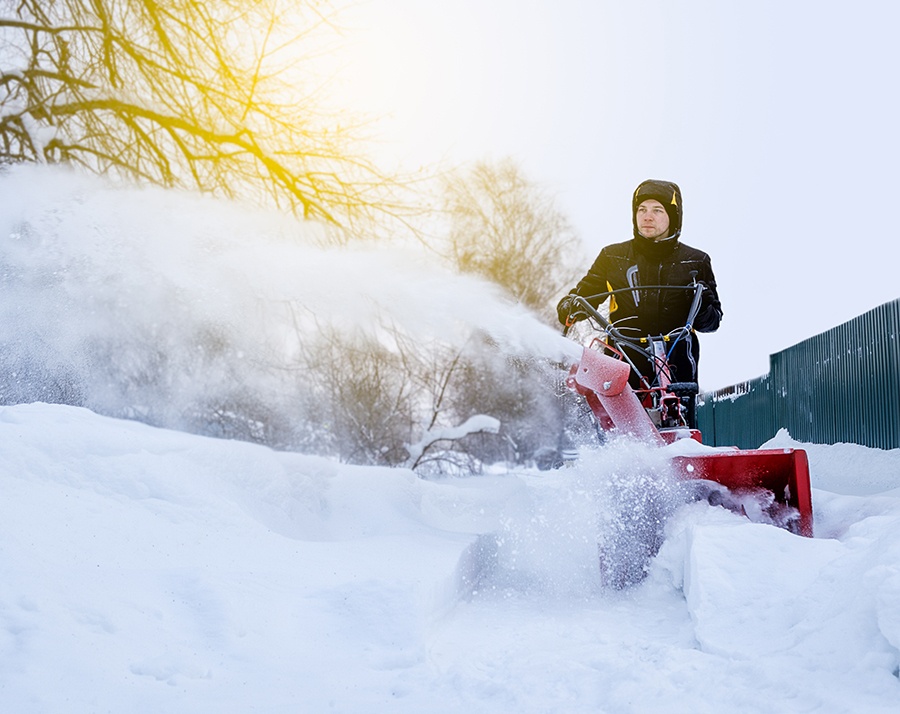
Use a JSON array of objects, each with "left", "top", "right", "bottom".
[{"left": 0, "top": 0, "right": 408, "bottom": 229}]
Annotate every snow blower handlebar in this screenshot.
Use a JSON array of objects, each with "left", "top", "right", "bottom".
[{"left": 564, "top": 280, "right": 706, "bottom": 349}]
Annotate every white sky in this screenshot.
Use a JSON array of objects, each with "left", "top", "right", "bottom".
[{"left": 319, "top": 0, "right": 900, "bottom": 390}]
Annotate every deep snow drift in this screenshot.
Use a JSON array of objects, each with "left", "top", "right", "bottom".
[{"left": 2, "top": 403, "right": 900, "bottom": 713}]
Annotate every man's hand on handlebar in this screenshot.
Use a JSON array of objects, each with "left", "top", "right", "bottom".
[
  {"left": 557, "top": 294, "right": 588, "bottom": 326},
  {"left": 697, "top": 281, "right": 713, "bottom": 307}
]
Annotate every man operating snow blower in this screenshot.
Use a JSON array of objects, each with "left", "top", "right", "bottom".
[
  {"left": 553, "top": 181, "right": 811, "bottom": 587},
  {"left": 556, "top": 179, "right": 723, "bottom": 427}
]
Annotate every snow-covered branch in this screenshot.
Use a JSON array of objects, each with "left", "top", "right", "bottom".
[{"left": 406, "top": 414, "right": 501, "bottom": 471}]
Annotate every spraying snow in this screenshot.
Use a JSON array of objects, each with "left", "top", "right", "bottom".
[{"left": 0, "top": 165, "right": 577, "bottom": 450}]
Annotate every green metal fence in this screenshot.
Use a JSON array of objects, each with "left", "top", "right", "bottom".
[{"left": 697, "top": 298, "right": 900, "bottom": 449}]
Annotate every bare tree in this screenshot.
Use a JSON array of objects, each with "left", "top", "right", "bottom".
[
  {"left": 0, "top": 0, "right": 396, "bottom": 226},
  {"left": 289, "top": 320, "right": 510, "bottom": 472},
  {"left": 441, "top": 158, "right": 584, "bottom": 321},
  {"left": 292, "top": 325, "right": 417, "bottom": 466}
]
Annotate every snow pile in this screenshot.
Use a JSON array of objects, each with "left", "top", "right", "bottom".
[{"left": 2, "top": 403, "right": 900, "bottom": 712}]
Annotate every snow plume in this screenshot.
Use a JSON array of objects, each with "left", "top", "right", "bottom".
[
  {"left": 472, "top": 438, "right": 688, "bottom": 597},
  {"left": 581, "top": 438, "right": 690, "bottom": 589},
  {"left": 474, "top": 466, "right": 606, "bottom": 599},
  {"left": 0, "top": 165, "right": 576, "bottom": 452}
]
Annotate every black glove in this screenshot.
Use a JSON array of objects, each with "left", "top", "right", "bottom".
[
  {"left": 694, "top": 281, "right": 722, "bottom": 332},
  {"left": 697, "top": 281, "right": 712, "bottom": 308},
  {"left": 556, "top": 294, "right": 583, "bottom": 326}
]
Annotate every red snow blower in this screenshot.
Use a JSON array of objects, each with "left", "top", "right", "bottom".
[{"left": 563, "top": 282, "right": 813, "bottom": 538}]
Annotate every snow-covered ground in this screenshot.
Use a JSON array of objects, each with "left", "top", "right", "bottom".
[{"left": 2, "top": 402, "right": 899, "bottom": 713}]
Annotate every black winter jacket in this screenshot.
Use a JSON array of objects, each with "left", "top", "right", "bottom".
[{"left": 571, "top": 235, "right": 722, "bottom": 337}]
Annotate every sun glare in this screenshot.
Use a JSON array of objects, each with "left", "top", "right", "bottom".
[{"left": 300, "top": 1, "right": 524, "bottom": 169}]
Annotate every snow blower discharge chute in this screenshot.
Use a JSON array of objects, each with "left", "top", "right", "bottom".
[{"left": 563, "top": 284, "right": 813, "bottom": 538}]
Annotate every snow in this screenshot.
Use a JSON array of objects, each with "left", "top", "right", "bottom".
[
  {"left": 2, "top": 166, "right": 900, "bottom": 711},
  {"left": 2, "top": 403, "right": 899, "bottom": 712}
]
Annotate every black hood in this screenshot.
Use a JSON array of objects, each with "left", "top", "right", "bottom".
[{"left": 632, "top": 179, "right": 683, "bottom": 240}]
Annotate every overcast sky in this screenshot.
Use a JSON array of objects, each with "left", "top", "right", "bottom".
[{"left": 322, "top": 0, "right": 899, "bottom": 389}]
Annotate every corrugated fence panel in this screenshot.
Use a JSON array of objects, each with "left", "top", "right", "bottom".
[
  {"left": 695, "top": 393, "right": 715, "bottom": 444},
  {"left": 701, "top": 376, "right": 773, "bottom": 449},
  {"left": 697, "top": 299, "right": 900, "bottom": 449}
]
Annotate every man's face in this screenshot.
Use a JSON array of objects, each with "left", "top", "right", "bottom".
[{"left": 636, "top": 199, "right": 670, "bottom": 241}]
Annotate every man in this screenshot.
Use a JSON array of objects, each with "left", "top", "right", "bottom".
[{"left": 557, "top": 179, "right": 722, "bottom": 421}]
